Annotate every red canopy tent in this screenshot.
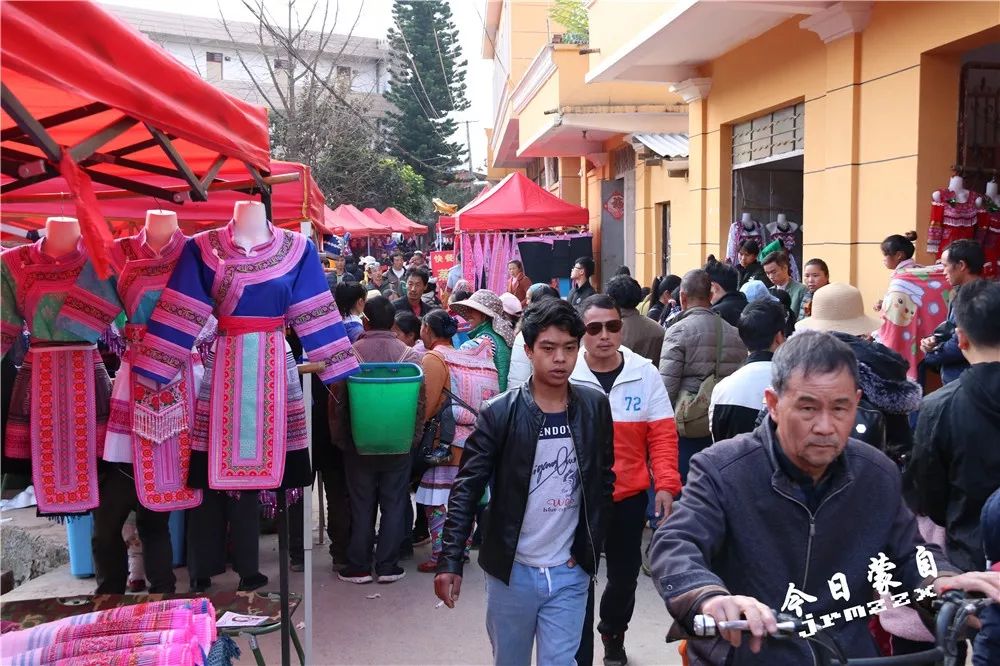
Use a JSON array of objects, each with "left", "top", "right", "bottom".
[
  {"left": 327, "top": 204, "right": 392, "bottom": 237},
  {"left": 381, "top": 207, "right": 427, "bottom": 234},
  {"left": 1, "top": 161, "right": 333, "bottom": 240},
  {"left": 438, "top": 182, "right": 492, "bottom": 233},
  {"left": 453, "top": 173, "right": 587, "bottom": 233},
  {"left": 2, "top": 6, "right": 306, "bottom": 660},
  {"left": 1, "top": 0, "right": 271, "bottom": 275}
]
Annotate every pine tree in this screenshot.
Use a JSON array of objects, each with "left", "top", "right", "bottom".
[{"left": 384, "top": 0, "right": 469, "bottom": 188}]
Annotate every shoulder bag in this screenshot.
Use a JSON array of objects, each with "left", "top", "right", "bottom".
[{"left": 674, "top": 313, "right": 724, "bottom": 439}]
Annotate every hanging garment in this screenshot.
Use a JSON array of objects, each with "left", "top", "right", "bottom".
[
  {"left": 927, "top": 189, "right": 980, "bottom": 258},
  {"left": 133, "top": 222, "right": 358, "bottom": 491},
  {"left": 481, "top": 233, "right": 493, "bottom": 291},
  {"left": 765, "top": 225, "right": 802, "bottom": 282},
  {"left": 461, "top": 234, "right": 474, "bottom": 287},
  {"left": 976, "top": 208, "right": 1000, "bottom": 279},
  {"left": 58, "top": 228, "right": 203, "bottom": 512},
  {"left": 725, "top": 220, "right": 767, "bottom": 264},
  {"left": 488, "top": 232, "right": 505, "bottom": 294},
  {"left": 472, "top": 234, "right": 485, "bottom": 290},
  {"left": 0, "top": 239, "right": 115, "bottom": 514}
]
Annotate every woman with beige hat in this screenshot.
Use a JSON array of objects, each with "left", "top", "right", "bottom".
[
  {"left": 795, "top": 283, "right": 922, "bottom": 462},
  {"left": 451, "top": 289, "right": 516, "bottom": 391}
]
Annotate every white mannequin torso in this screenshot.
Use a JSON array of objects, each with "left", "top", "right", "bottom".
[
  {"left": 933, "top": 176, "right": 970, "bottom": 204},
  {"left": 42, "top": 217, "right": 81, "bottom": 258},
  {"left": 766, "top": 214, "right": 799, "bottom": 235},
  {"left": 740, "top": 212, "right": 756, "bottom": 231},
  {"left": 977, "top": 181, "right": 1000, "bottom": 208},
  {"left": 144, "top": 209, "right": 179, "bottom": 253},
  {"left": 231, "top": 201, "right": 272, "bottom": 254}
]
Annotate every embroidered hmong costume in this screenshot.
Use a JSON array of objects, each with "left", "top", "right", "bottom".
[
  {"left": 60, "top": 229, "right": 204, "bottom": 512},
  {"left": 765, "top": 225, "right": 802, "bottom": 282},
  {"left": 976, "top": 204, "right": 1000, "bottom": 279},
  {"left": 132, "top": 222, "right": 359, "bottom": 491},
  {"left": 0, "top": 240, "right": 114, "bottom": 514},
  {"left": 928, "top": 189, "right": 980, "bottom": 258},
  {"left": 725, "top": 219, "right": 767, "bottom": 265}
]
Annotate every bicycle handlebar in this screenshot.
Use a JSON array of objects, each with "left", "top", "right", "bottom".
[{"left": 688, "top": 591, "right": 992, "bottom": 666}]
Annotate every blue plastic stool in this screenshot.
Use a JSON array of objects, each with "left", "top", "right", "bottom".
[{"left": 65, "top": 510, "right": 187, "bottom": 578}]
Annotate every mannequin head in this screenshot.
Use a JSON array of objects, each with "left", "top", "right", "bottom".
[
  {"left": 144, "top": 209, "right": 178, "bottom": 249},
  {"left": 42, "top": 217, "right": 81, "bottom": 257},
  {"left": 233, "top": 201, "right": 267, "bottom": 227},
  {"left": 741, "top": 212, "right": 753, "bottom": 226},
  {"left": 949, "top": 175, "right": 966, "bottom": 192}
]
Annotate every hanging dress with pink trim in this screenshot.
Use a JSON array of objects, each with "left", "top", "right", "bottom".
[
  {"left": 132, "top": 222, "right": 359, "bottom": 491},
  {"left": 0, "top": 239, "right": 115, "bottom": 514}
]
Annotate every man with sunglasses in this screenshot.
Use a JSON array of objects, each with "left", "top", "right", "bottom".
[{"left": 571, "top": 294, "right": 681, "bottom": 666}]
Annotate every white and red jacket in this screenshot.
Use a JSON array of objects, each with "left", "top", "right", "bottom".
[{"left": 571, "top": 346, "right": 681, "bottom": 502}]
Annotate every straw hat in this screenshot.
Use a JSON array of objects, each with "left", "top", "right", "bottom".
[
  {"left": 795, "top": 283, "right": 881, "bottom": 336},
  {"left": 450, "top": 289, "right": 516, "bottom": 347}
]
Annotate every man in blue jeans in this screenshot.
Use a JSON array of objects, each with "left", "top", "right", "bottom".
[{"left": 435, "top": 298, "right": 615, "bottom": 665}]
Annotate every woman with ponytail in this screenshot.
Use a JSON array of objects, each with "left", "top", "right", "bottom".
[
  {"left": 875, "top": 231, "right": 920, "bottom": 313},
  {"left": 415, "top": 310, "right": 499, "bottom": 572}
]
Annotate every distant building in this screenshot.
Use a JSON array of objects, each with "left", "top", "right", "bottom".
[{"left": 106, "top": 5, "right": 390, "bottom": 115}]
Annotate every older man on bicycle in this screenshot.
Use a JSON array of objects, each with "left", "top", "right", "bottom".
[{"left": 650, "top": 331, "right": 1000, "bottom": 665}]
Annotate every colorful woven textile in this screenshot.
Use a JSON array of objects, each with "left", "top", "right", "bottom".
[{"left": 876, "top": 265, "right": 951, "bottom": 380}]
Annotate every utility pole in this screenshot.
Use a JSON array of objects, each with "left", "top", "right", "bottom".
[{"left": 463, "top": 119, "right": 474, "bottom": 177}]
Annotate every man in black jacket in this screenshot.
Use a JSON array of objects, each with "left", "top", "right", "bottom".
[
  {"left": 569, "top": 256, "right": 597, "bottom": 311},
  {"left": 906, "top": 279, "right": 1000, "bottom": 573},
  {"left": 651, "top": 330, "right": 999, "bottom": 665},
  {"left": 435, "top": 298, "right": 615, "bottom": 666},
  {"left": 705, "top": 258, "right": 748, "bottom": 327}
]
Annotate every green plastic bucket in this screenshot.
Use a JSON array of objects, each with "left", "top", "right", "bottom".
[{"left": 347, "top": 362, "right": 423, "bottom": 455}]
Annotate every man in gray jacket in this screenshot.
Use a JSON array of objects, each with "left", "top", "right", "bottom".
[
  {"left": 650, "top": 331, "right": 1000, "bottom": 665},
  {"left": 659, "top": 269, "right": 746, "bottom": 480}
]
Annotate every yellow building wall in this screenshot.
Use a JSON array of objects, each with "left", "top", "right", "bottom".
[
  {"left": 686, "top": 1, "right": 999, "bottom": 312},
  {"left": 635, "top": 162, "right": 691, "bottom": 287},
  {"left": 517, "top": 45, "right": 683, "bottom": 153},
  {"left": 587, "top": 0, "right": 688, "bottom": 74}
]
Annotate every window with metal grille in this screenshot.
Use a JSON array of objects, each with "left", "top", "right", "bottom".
[
  {"left": 957, "top": 62, "right": 1000, "bottom": 194},
  {"left": 732, "top": 103, "right": 804, "bottom": 167},
  {"left": 611, "top": 144, "right": 636, "bottom": 180}
]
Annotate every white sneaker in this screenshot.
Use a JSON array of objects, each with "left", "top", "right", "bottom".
[
  {"left": 376, "top": 567, "right": 406, "bottom": 584},
  {"left": 337, "top": 569, "right": 374, "bottom": 584}
]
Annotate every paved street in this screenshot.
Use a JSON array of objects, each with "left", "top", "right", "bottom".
[
  {"left": 2, "top": 507, "right": 685, "bottom": 665},
  {"left": 262, "top": 528, "right": 685, "bottom": 665}
]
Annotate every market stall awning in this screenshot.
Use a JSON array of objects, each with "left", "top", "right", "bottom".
[
  {"left": 327, "top": 204, "right": 392, "bottom": 237},
  {"left": 362, "top": 208, "right": 407, "bottom": 234},
  {"left": 381, "top": 207, "right": 427, "bottom": 234},
  {"left": 0, "top": 162, "right": 330, "bottom": 238},
  {"left": 1, "top": 0, "right": 272, "bottom": 274},
  {"left": 454, "top": 172, "right": 587, "bottom": 232},
  {"left": 438, "top": 185, "right": 491, "bottom": 233}
]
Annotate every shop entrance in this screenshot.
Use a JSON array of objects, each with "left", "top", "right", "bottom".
[{"left": 731, "top": 103, "right": 805, "bottom": 277}]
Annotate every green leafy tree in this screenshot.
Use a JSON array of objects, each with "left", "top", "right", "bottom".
[
  {"left": 549, "top": 0, "right": 589, "bottom": 44},
  {"left": 384, "top": 0, "right": 469, "bottom": 187}
]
